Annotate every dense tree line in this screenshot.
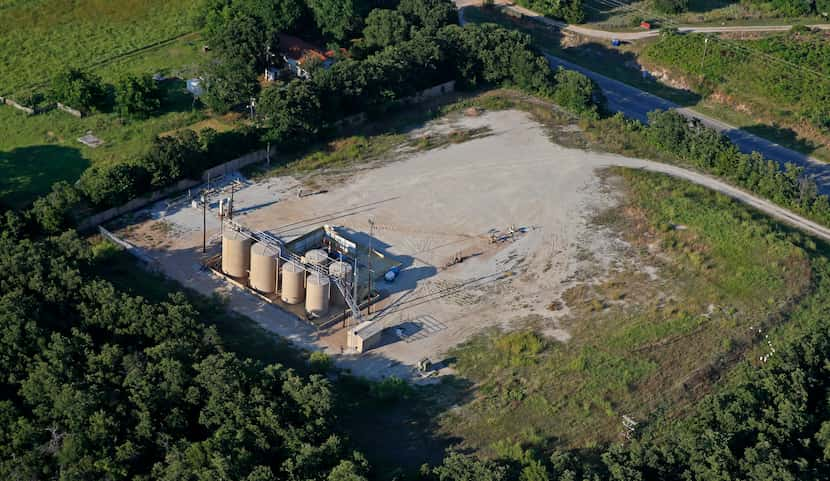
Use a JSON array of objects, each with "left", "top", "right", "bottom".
[
  {"left": 643, "top": 109, "right": 830, "bottom": 224},
  {"left": 0, "top": 225, "right": 367, "bottom": 480},
  {"left": 642, "top": 28, "right": 830, "bottom": 135}
]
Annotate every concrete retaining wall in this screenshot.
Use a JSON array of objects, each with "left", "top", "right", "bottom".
[{"left": 57, "top": 102, "right": 84, "bottom": 117}]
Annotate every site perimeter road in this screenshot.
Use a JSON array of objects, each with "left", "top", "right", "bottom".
[{"left": 457, "top": 5, "right": 830, "bottom": 193}]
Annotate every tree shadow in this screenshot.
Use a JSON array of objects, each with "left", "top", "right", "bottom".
[
  {"left": 158, "top": 78, "right": 201, "bottom": 115},
  {"left": 0, "top": 144, "right": 88, "bottom": 209},
  {"left": 740, "top": 123, "right": 821, "bottom": 157},
  {"left": 686, "top": 0, "right": 740, "bottom": 14},
  {"left": 558, "top": 40, "right": 702, "bottom": 107}
]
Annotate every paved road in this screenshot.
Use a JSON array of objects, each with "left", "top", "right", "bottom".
[
  {"left": 544, "top": 55, "right": 830, "bottom": 192},
  {"left": 457, "top": 4, "right": 830, "bottom": 192}
]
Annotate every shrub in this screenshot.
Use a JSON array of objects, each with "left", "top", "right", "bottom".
[
  {"left": 495, "top": 331, "right": 545, "bottom": 367},
  {"left": 369, "top": 376, "right": 413, "bottom": 403},
  {"left": 49, "top": 67, "right": 105, "bottom": 111},
  {"left": 553, "top": 68, "right": 602, "bottom": 118},
  {"left": 309, "top": 351, "right": 333, "bottom": 372},
  {"left": 29, "top": 181, "right": 81, "bottom": 234},
  {"left": 79, "top": 162, "right": 150, "bottom": 208},
  {"left": 115, "top": 74, "right": 162, "bottom": 119}
]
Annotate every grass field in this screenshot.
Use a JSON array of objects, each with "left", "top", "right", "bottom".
[
  {"left": 0, "top": 0, "right": 211, "bottom": 209},
  {"left": 0, "top": 79, "right": 206, "bottom": 208},
  {"left": 0, "top": 0, "right": 194, "bottom": 95},
  {"left": 438, "top": 168, "right": 814, "bottom": 453}
]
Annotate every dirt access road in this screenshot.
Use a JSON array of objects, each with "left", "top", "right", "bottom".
[
  {"left": 457, "top": 0, "right": 830, "bottom": 40},
  {"left": 119, "top": 109, "right": 830, "bottom": 382}
]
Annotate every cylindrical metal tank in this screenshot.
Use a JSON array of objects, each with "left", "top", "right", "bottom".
[
  {"left": 328, "top": 261, "right": 353, "bottom": 305},
  {"left": 249, "top": 243, "right": 278, "bottom": 293},
  {"left": 281, "top": 261, "right": 306, "bottom": 304},
  {"left": 222, "top": 230, "right": 251, "bottom": 278},
  {"left": 305, "top": 273, "right": 330, "bottom": 316},
  {"left": 305, "top": 248, "right": 330, "bottom": 267}
]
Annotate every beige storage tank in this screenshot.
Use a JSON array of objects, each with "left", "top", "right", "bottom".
[
  {"left": 305, "top": 273, "right": 330, "bottom": 316},
  {"left": 281, "top": 261, "right": 306, "bottom": 304},
  {"left": 305, "top": 248, "right": 329, "bottom": 267},
  {"left": 249, "top": 243, "right": 278, "bottom": 293},
  {"left": 222, "top": 230, "right": 251, "bottom": 278},
  {"left": 328, "top": 261, "right": 353, "bottom": 305}
]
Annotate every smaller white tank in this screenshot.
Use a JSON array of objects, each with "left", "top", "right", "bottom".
[
  {"left": 328, "top": 261, "right": 353, "bottom": 305},
  {"left": 304, "top": 248, "right": 330, "bottom": 267}
]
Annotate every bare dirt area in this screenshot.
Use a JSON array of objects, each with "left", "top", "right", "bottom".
[{"left": 113, "top": 107, "right": 830, "bottom": 382}]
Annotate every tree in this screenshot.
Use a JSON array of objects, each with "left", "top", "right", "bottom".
[
  {"left": 259, "top": 80, "right": 321, "bottom": 147},
  {"left": 362, "top": 9, "right": 410, "bottom": 48},
  {"left": 202, "top": 55, "right": 259, "bottom": 113},
  {"left": 49, "top": 67, "right": 105, "bottom": 111},
  {"left": 552, "top": 67, "right": 601, "bottom": 117},
  {"left": 398, "top": 0, "right": 458, "bottom": 33},
  {"left": 115, "top": 74, "right": 162, "bottom": 119},
  {"left": 307, "top": 0, "right": 370, "bottom": 41},
  {"left": 78, "top": 163, "right": 149, "bottom": 207},
  {"left": 141, "top": 131, "right": 205, "bottom": 189},
  {"left": 204, "top": 4, "right": 277, "bottom": 69},
  {"left": 29, "top": 181, "right": 81, "bottom": 234},
  {"left": 433, "top": 452, "right": 508, "bottom": 481}
]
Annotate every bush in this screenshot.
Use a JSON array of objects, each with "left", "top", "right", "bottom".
[
  {"left": 79, "top": 162, "right": 150, "bottom": 208},
  {"left": 495, "top": 331, "right": 545, "bottom": 367},
  {"left": 29, "top": 181, "right": 81, "bottom": 234},
  {"left": 140, "top": 130, "right": 205, "bottom": 189},
  {"left": 115, "top": 74, "right": 162, "bottom": 119},
  {"left": 369, "top": 376, "right": 413, "bottom": 403},
  {"left": 553, "top": 67, "right": 602, "bottom": 118},
  {"left": 309, "top": 351, "right": 333, "bottom": 372},
  {"left": 49, "top": 67, "right": 105, "bottom": 112}
]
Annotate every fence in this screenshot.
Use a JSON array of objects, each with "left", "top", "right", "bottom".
[
  {"left": 77, "top": 149, "right": 268, "bottom": 231},
  {"left": 99, "top": 225, "right": 159, "bottom": 270}
]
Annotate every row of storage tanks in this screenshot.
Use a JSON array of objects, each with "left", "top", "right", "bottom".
[{"left": 221, "top": 231, "right": 352, "bottom": 316}]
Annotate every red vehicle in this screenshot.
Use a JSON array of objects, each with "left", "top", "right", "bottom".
[{"left": 640, "top": 21, "right": 652, "bottom": 29}]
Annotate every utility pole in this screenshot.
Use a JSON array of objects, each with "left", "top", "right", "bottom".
[
  {"left": 229, "top": 182, "right": 235, "bottom": 220},
  {"left": 201, "top": 190, "right": 207, "bottom": 253},
  {"left": 367, "top": 217, "right": 374, "bottom": 315}
]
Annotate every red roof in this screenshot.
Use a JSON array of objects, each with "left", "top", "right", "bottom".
[{"left": 279, "top": 34, "right": 328, "bottom": 63}]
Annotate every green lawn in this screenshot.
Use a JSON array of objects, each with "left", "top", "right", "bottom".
[
  {"left": 0, "top": 79, "right": 206, "bottom": 208},
  {"left": 0, "top": 0, "right": 211, "bottom": 209},
  {"left": 0, "top": 0, "right": 195, "bottom": 95},
  {"left": 440, "top": 168, "right": 814, "bottom": 453}
]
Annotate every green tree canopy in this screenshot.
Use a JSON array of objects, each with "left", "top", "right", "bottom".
[
  {"left": 362, "top": 9, "right": 411, "bottom": 48},
  {"left": 49, "top": 67, "right": 105, "bottom": 111},
  {"left": 115, "top": 74, "right": 162, "bottom": 119}
]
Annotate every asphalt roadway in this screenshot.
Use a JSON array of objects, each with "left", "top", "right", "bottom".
[{"left": 544, "top": 55, "right": 830, "bottom": 192}]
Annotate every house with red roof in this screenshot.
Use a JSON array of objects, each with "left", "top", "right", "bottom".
[{"left": 278, "top": 34, "right": 341, "bottom": 80}]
